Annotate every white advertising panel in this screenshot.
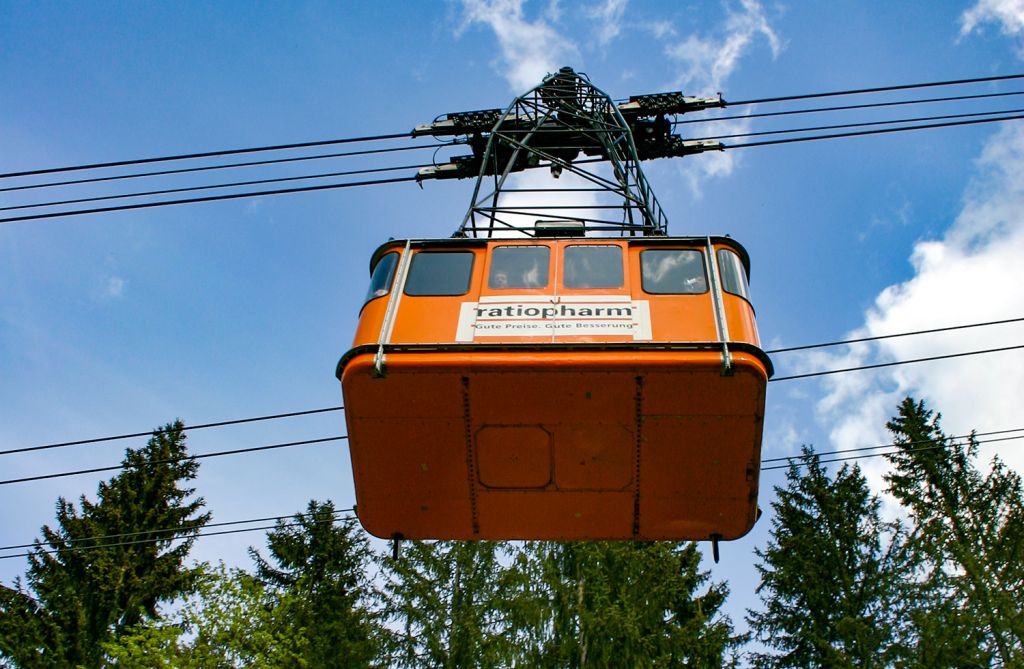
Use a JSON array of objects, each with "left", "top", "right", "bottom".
[{"left": 456, "top": 295, "right": 652, "bottom": 342}]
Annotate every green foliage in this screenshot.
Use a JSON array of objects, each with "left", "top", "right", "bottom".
[
  {"left": 747, "top": 446, "right": 905, "bottom": 668},
  {"left": 249, "top": 500, "right": 385, "bottom": 668},
  {"left": 382, "top": 541, "right": 521, "bottom": 669},
  {"left": 885, "top": 398, "right": 1024, "bottom": 667},
  {"left": 101, "top": 563, "right": 309, "bottom": 668},
  {"left": 519, "top": 541, "right": 739, "bottom": 668},
  {"left": 0, "top": 421, "right": 209, "bottom": 669}
]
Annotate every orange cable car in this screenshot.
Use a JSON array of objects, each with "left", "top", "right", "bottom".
[{"left": 337, "top": 231, "right": 772, "bottom": 542}]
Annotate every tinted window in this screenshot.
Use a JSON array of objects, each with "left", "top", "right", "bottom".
[
  {"left": 641, "top": 249, "right": 707, "bottom": 294},
  {"left": 363, "top": 252, "right": 399, "bottom": 305},
  {"left": 717, "top": 249, "right": 750, "bottom": 299},
  {"left": 405, "top": 251, "right": 474, "bottom": 296},
  {"left": 488, "top": 245, "right": 550, "bottom": 289},
  {"left": 564, "top": 245, "right": 623, "bottom": 289}
]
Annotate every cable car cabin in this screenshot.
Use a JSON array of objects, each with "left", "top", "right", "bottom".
[{"left": 336, "top": 233, "right": 772, "bottom": 542}]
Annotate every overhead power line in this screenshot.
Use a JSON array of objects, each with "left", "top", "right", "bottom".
[
  {"left": 762, "top": 427, "right": 1024, "bottom": 465},
  {"left": 725, "top": 112, "right": 1024, "bottom": 151},
  {"left": 675, "top": 90, "right": 1024, "bottom": 126},
  {"left": 4, "top": 75, "right": 1024, "bottom": 224},
  {"left": 0, "top": 143, "right": 446, "bottom": 194},
  {"left": 5, "top": 114, "right": 1022, "bottom": 225},
  {"left": 5, "top": 432, "right": 1023, "bottom": 559},
  {"left": 0, "top": 509, "right": 358, "bottom": 562},
  {"left": 769, "top": 343, "right": 1024, "bottom": 382},
  {"left": 765, "top": 316, "right": 1024, "bottom": 354},
  {"left": 0, "top": 405, "right": 343, "bottom": 457},
  {"left": 0, "top": 175, "right": 420, "bottom": 224},
  {"left": 0, "top": 133, "right": 411, "bottom": 180},
  {"left": 0, "top": 507, "right": 355, "bottom": 553},
  {"left": 696, "top": 108, "right": 1024, "bottom": 142},
  {"left": 761, "top": 433, "right": 1024, "bottom": 472},
  {"left": 0, "top": 162, "right": 435, "bottom": 213},
  {"left": 4, "top": 316, "right": 1021, "bottom": 461},
  {"left": 4, "top": 339, "right": 1021, "bottom": 484},
  {"left": 6, "top": 72, "right": 1019, "bottom": 183},
  {"left": 727, "top": 73, "right": 1024, "bottom": 107},
  {"left": 0, "top": 436, "right": 346, "bottom": 486}
]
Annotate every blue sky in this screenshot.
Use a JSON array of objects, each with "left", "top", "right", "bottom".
[{"left": 3, "top": 0, "right": 1024, "bottom": 638}]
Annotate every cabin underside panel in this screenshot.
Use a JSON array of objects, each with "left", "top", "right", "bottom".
[{"left": 341, "top": 350, "right": 766, "bottom": 541}]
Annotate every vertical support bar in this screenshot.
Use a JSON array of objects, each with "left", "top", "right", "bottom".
[
  {"left": 461, "top": 376, "right": 480, "bottom": 535},
  {"left": 632, "top": 375, "right": 644, "bottom": 538},
  {"left": 705, "top": 237, "right": 733, "bottom": 375},
  {"left": 374, "top": 240, "right": 413, "bottom": 376}
]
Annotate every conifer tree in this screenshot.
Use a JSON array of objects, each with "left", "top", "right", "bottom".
[
  {"left": 746, "top": 446, "right": 905, "bottom": 668},
  {"left": 248, "top": 499, "right": 385, "bottom": 668},
  {"left": 885, "top": 398, "right": 1024, "bottom": 666},
  {"left": 382, "top": 540, "right": 521, "bottom": 669},
  {"left": 518, "top": 540, "right": 739, "bottom": 668},
  {"left": 0, "top": 421, "right": 209, "bottom": 668}
]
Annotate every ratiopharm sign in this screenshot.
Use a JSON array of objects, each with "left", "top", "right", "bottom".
[{"left": 456, "top": 295, "right": 652, "bottom": 342}]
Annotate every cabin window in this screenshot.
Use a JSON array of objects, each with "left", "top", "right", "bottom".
[
  {"left": 488, "top": 246, "right": 550, "bottom": 289},
  {"left": 717, "top": 249, "right": 750, "bottom": 300},
  {"left": 564, "top": 245, "right": 623, "bottom": 289},
  {"left": 363, "top": 252, "right": 399, "bottom": 305},
  {"left": 405, "top": 251, "right": 475, "bottom": 296},
  {"left": 640, "top": 249, "right": 707, "bottom": 294}
]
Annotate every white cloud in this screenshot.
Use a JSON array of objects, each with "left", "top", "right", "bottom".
[
  {"left": 809, "top": 2, "right": 1024, "bottom": 492},
  {"left": 454, "top": 1, "right": 781, "bottom": 205},
  {"left": 458, "top": 0, "right": 580, "bottom": 92},
  {"left": 961, "top": 0, "right": 1024, "bottom": 41},
  {"left": 662, "top": 0, "right": 782, "bottom": 194},
  {"left": 644, "top": 20, "right": 675, "bottom": 41},
  {"left": 664, "top": 0, "right": 781, "bottom": 95},
  {"left": 587, "top": 0, "right": 628, "bottom": 48},
  {"left": 805, "top": 123, "right": 1024, "bottom": 492},
  {"left": 465, "top": 167, "right": 604, "bottom": 237},
  {"left": 106, "top": 276, "right": 125, "bottom": 298}
]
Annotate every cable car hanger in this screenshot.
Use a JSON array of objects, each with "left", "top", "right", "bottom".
[{"left": 413, "top": 66, "right": 724, "bottom": 238}]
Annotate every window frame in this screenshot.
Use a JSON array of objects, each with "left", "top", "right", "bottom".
[
  {"left": 562, "top": 244, "right": 625, "bottom": 290},
  {"left": 639, "top": 248, "right": 709, "bottom": 295},
  {"left": 716, "top": 248, "right": 751, "bottom": 301},
  {"left": 487, "top": 244, "right": 551, "bottom": 290},
  {"left": 361, "top": 251, "right": 400, "bottom": 311},
  {"left": 403, "top": 250, "right": 476, "bottom": 297}
]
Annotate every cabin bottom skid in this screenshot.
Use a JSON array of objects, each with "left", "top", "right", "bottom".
[{"left": 338, "top": 345, "right": 768, "bottom": 542}]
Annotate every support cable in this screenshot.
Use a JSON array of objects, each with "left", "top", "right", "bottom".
[
  {"left": 0, "top": 511, "right": 358, "bottom": 561},
  {"left": 762, "top": 428, "right": 1024, "bottom": 467},
  {"left": 694, "top": 107, "right": 1024, "bottom": 142},
  {"left": 765, "top": 316, "right": 1024, "bottom": 355},
  {"left": 0, "top": 143, "right": 444, "bottom": 194},
  {"left": 769, "top": 344, "right": 1024, "bottom": 382},
  {"left": 0, "top": 175, "right": 419, "bottom": 224},
  {"left": 725, "top": 112, "right": 1024, "bottom": 150},
  {"left": 0, "top": 436, "right": 346, "bottom": 486},
  {"left": 4, "top": 317, "right": 1021, "bottom": 460},
  {"left": 0, "top": 133, "right": 411, "bottom": 180},
  {"left": 0, "top": 163, "right": 435, "bottom": 213},
  {"left": 727, "top": 73, "right": 1024, "bottom": 107},
  {"left": 0, "top": 405, "right": 343, "bottom": 457},
  {"left": 674, "top": 90, "right": 1024, "bottom": 126},
  {"left": 762, "top": 433, "right": 1024, "bottom": 472},
  {"left": 5, "top": 432, "right": 1024, "bottom": 557},
  {"left": 0, "top": 507, "right": 355, "bottom": 553}
]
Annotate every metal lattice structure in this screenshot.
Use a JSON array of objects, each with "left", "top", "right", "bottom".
[{"left": 414, "top": 67, "right": 724, "bottom": 238}]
